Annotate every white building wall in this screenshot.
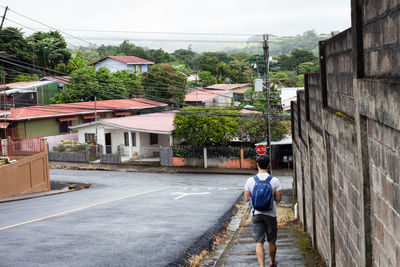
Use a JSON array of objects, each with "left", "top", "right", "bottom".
[
  {"left": 77, "top": 125, "right": 171, "bottom": 158},
  {"left": 203, "top": 91, "right": 233, "bottom": 107},
  {"left": 158, "top": 134, "right": 170, "bottom": 146},
  {"left": 95, "top": 58, "right": 128, "bottom": 72}
]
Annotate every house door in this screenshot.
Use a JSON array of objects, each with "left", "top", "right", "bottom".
[{"left": 105, "top": 133, "right": 112, "bottom": 154}]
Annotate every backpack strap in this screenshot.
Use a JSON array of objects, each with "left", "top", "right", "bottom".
[
  {"left": 253, "top": 175, "right": 260, "bottom": 183},
  {"left": 266, "top": 175, "right": 273, "bottom": 183}
]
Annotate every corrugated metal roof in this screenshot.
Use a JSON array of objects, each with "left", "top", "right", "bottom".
[
  {"left": 72, "top": 111, "right": 176, "bottom": 134},
  {"left": 185, "top": 89, "right": 231, "bottom": 102},
  {"left": 0, "top": 80, "right": 55, "bottom": 90},
  {"left": 206, "top": 83, "right": 252, "bottom": 90},
  {"left": 3, "top": 98, "right": 167, "bottom": 121},
  {"left": 95, "top": 56, "right": 154, "bottom": 65}
]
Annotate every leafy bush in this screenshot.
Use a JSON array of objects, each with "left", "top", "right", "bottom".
[{"left": 54, "top": 144, "right": 66, "bottom": 152}]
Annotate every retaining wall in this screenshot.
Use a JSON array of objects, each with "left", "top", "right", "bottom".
[{"left": 292, "top": 1, "right": 400, "bottom": 266}]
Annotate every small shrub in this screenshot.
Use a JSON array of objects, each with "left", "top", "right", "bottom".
[{"left": 54, "top": 145, "right": 66, "bottom": 152}]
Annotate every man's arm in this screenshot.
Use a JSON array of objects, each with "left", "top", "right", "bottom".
[
  {"left": 244, "top": 190, "right": 251, "bottom": 202},
  {"left": 274, "top": 190, "right": 282, "bottom": 203}
]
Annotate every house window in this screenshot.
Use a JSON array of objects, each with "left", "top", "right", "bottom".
[
  {"left": 83, "top": 118, "right": 95, "bottom": 123},
  {"left": 150, "top": 133, "right": 158, "bottom": 145},
  {"left": 85, "top": 133, "right": 95, "bottom": 143},
  {"left": 59, "top": 121, "right": 71, "bottom": 133},
  {"left": 124, "top": 132, "right": 129, "bottom": 146}
]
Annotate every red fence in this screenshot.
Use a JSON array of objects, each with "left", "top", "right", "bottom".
[{"left": 1, "top": 137, "right": 45, "bottom": 157}]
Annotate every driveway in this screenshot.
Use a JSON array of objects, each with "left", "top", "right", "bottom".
[{"left": 0, "top": 169, "right": 292, "bottom": 267}]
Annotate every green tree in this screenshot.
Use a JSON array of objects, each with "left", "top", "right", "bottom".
[
  {"left": 141, "top": 64, "right": 186, "bottom": 102},
  {"left": 11, "top": 74, "right": 39, "bottom": 83},
  {"left": 173, "top": 107, "right": 239, "bottom": 146},
  {"left": 51, "top": 67, "right": 142, "bottom": 103},
  {"left": 227, "top": 60, "right": 254, "bottom": 83},
  {"left": 198, "top": 71, "right": 217, "bottom": 86},
  {"left": 29, "top": 31, "right": 71, "bottom": 69},
  {"left": 275, "top": 49, "right": 317, "bottom": 71},
  {"left": 231, "top": 52, "right": 250, "bottom": 62},
  {"left": 0, "top": 27, "right": 34, "bottom": 82},
  {"left": 238, "top": 86, "right": 287, "bottom": 143},
  {"left": 173, "top": 48, "right": 197, "bottom": 66},
  {"left": 296, "top": 61, "right": 319, "bottom": 74},
  {"left": 197, "top": 55, "right": 219, "bottom": 75}
]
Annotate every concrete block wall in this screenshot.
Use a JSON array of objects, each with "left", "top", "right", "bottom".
[
  {"left": 325, "top": 29, "right": 354, "bottom": 117},
  {"left": 368, "top": 118, "right": 400, "bottom": 266},
  {"left": 306, "top": 73, "right": 323, "bottom": 128},
  {"left": 291, "top": 1, "right": 400, "bottom": 266},
  {"left": 362, "top": 0, "right": 400, "bottom": 79},
  {"left": 309, "top": 126, "right": 330, "bottom": 261}
]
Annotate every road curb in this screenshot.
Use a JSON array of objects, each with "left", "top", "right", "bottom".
[
  {"left": 0, "top": 187, "right": 70, "bottom": 203},
  {"left": 202, "top": 199, "right": 251, "bottom": 267},
  {"left": 0, "top": 183, "right": 93, "bottom": 203},
  {"left": 166, "top": 193, "right": 245, "bottom": 267}
]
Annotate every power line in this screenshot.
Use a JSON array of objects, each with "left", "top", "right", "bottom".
[
  {"left": 0, "top": 7, "right": 96, "bottom": 46},
  {"left": 0, "top": 10, "right": 284, "bottom": 118},
  {"left": 1, "top": 58, "right": 283, "bottom": 116},
  {"left": 66, "top": 36, "right": 262, "bottom": 44},
  {"left": 36, "top": 27, "right": 266, "bottom": 37}
]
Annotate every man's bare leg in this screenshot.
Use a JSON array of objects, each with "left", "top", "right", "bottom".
[
  {"left": 268, "top": 242, "right": 277, "bottom": 265},
  {"left": 256, "top": 243, "right": 265, "bottom": 267}
]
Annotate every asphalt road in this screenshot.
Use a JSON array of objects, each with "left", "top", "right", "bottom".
[{"left": 0, "top": 170, "right": 293, "bottom": 267}]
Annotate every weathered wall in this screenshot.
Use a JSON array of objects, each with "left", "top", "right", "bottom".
[{"left": 292, "top": 1, "right": 400, "bottom": 266}]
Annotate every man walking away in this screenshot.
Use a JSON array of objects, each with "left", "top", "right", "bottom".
[{"left": 244, "top": 155, "right": 282, "bottom": 267}]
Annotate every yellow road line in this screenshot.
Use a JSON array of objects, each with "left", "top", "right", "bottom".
[{"left": 0, "top": 187, "right": 171, "bottom": 231}]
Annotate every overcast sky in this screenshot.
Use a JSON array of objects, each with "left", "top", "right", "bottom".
[{"left": 1, "top": 0, "right": 351, "bottom": 49}]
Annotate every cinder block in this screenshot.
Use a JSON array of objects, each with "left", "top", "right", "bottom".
[
  {"left": 384, "top": 228, "right": 396, "bottom": 264},
  {"left": 396, "top": 245, "right": 400, "bottom": 267},
  {"left": 371, "top": 165, "right": 383, "bottom": 195},
  {"left": 382, "top": 176, "right": 394, "bottom": 209},
  {"left": 392, "top": 45, "right": 400, "bottom": 78},
  {"left": 384, "top": 14, "right": 398, "bottom": 45},
  {"left": 369, "top": 51, "right": 379, "bottom": 76},
  {"left": 379, "top": 48, "right": 393, "bottom": 77},
  {"left": 393, "top": 183, "right": 400, "bottom": 214},
  {"left": 373, "top": 215, "right": 384, "bottom": 244}
]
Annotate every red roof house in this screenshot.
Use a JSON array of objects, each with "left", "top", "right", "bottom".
[
  {"left": 0, "top": 98, "right": 167, "bottom": 139},
  {"left": 94, "top": 56, "right": 154, "bottom": 73}
]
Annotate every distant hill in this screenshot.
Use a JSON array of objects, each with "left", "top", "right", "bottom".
[{"left": 226, "top": 30, "right": 335, "bottom": 56}]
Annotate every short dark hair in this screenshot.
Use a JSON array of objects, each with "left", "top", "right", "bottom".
[{"left": 256, "top": 154, "right": 270, "bottom": 170}]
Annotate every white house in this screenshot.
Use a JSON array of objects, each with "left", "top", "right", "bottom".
[
  {"left": 280, "top": 87, "right": 304, "bottom": 114},
  {"left": 70, "top": 111, "right": 175, "bottom": 159},
  {"left": 93, "top": 56, "right": 154, "bottom": 73}
]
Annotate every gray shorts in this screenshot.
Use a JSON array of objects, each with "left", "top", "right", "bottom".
[{"left": 252, "top": 214, "right": 278, "bottom": 243}]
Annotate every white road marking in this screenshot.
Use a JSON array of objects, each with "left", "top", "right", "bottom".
[{"left": 171, "top": 192, "right": 210, "bottom": 200}]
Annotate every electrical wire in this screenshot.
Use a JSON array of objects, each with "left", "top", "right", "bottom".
[{"left": 0, "top": 8, "right": 284, "bottom": 119}]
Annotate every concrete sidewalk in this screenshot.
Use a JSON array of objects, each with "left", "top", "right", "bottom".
[
  {"left": 213, "top": 223, "right": 305, "bottom": 267},
  {"left": 202, "top": 190, "right": 305, "bottom": 267}
]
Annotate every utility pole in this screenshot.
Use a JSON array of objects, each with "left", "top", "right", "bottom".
[
  {"left": 94, "top": 96, "right": 98, "bottom": 155},
  {"left": 0, "top": 6, "right": 8, "bottom": 30},
  {"left": 0, "top": 52, "right": 7, "bottom": 111},
  {"left": 263, "top": 34, "right": 273, "bottom": 174}
]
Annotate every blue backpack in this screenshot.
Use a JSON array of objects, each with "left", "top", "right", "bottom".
[{"left": 251, "top": 175, "right": 274, "bottom": 212}]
